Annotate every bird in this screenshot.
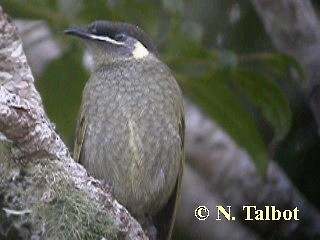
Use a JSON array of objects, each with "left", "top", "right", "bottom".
[{"left": 64, "top": 20, "right": 184, "bottom": 240}]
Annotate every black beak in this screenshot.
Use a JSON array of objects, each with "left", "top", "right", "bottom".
[
  {"left": 64, "top": 23, "right": 124, "bottom": 46},
  {"left": 64, "top": 27, "right": 92, "bottom": 40}
]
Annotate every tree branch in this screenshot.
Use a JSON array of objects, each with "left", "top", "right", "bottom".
[{"left": 250, "top": 0, "right": 320, "bottom": 132}]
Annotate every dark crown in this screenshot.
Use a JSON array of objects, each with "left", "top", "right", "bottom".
[{"left": 88, "top": 20, "right": 160, "bottom": 57}]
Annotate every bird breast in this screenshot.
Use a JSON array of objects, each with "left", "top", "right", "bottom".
[{"left": 81, "top": 59, "right": 182, "bottom": 216}]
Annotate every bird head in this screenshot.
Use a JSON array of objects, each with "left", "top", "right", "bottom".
[{"left": 64, "top": 20, "right": 159, "bottom": 65}]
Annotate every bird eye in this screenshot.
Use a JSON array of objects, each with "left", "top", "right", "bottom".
[
  {"left": 114, "top": 33, "right": 127, "bottom": 42},
  {"left": 88, "top": 23, "right": 97, "bottom": 34}
]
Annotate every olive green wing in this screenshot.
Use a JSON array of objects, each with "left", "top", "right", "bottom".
[
  {"left": 154, "top": 113, "right": 185, "bottom": 240},
  {"left": 73, "top": 113, "right": 88, "bottom": 163}
]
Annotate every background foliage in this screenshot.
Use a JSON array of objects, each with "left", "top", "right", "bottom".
[{"left": 2, "top": 0, "right": 320, "bottom": 238}]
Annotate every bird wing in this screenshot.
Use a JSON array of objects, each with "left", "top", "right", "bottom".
[
  {"left": 154, "top": 113, "right": 185, "bottom": 240},
  {"left": 73, "top": 112, "right": 88, "bottom": 163}
]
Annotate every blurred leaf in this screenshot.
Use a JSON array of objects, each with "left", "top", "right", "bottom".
[
  {"left": 47, "top": 0, "right": 59, "bottom": 11},
  {"left": 57, "top": 0, "right": 84, "bottom": 17},
  {"left": 1, "top": 0, "right": 69, "bottom": 33},
  {"left": 120, "top": 0, "right": 160, "bottom": 34},
  {"left": 180, "top": 69, "right": 269, "bottom": 173},
  {"left": 241, "top": 53, "right": 307, "bottom": 83},
  {"left": 162, "top": 23, "right": 212, "bottom": 63},
  {"left": 230, "top": 69, "right": 292, "bottom": 142},
  {"left": 215, "top": 49, "right": 238, "bottom": 68},
  {"left": 36, "top": 45, "right": 88, "bottom": 147},
  {"left": 181, "top": 21, "right": 204, "bottom": 43},
  {"left": 162, "top": 0, "right": 184, "bottom": 14},
  {"left": 80, "top": 0, "right": 114, "bottom": 21}
]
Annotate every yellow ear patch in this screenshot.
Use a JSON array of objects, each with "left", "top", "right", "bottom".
[{"left": 132, "top": 42, "right": 149, "bottom": 59}]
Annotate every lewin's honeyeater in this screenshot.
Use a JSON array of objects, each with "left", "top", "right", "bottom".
[{"left": 65, "top": 20, "right": 184, "bottom": 240}]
